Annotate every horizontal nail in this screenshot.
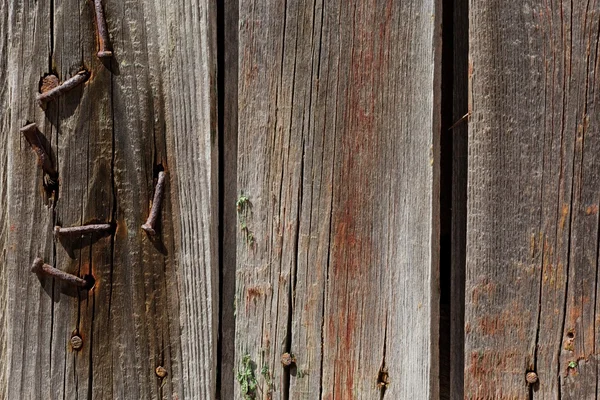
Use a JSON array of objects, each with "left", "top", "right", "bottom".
[
  {"left": 36, "top": 71, "right": 89, "bottom": 108},
  {"left": 54, "top": 224, "right": 113, "bottom": 238},
  {"left": 31, "top": 257, "right": 91, "bottom": 288}
]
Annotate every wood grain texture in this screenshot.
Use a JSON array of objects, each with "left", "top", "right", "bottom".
[
  {"left": 0, "top": 1, "right": 218, "bottom": 399},
  {"left": 466, "top": 1, "right": 600, "bottom": 398},
  {"left": 235, "top": 0, "right": 441, "bottom": 398}
]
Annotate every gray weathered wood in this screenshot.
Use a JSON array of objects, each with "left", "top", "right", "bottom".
[
  {"left": 466, "top": 1, "right": 600, "bottom": 398},
  {"left": 235, "top": 0, "right": 442, "bottom": 398},
  {"left": 0, "top": 1, "right": 218, "bottom": 398}
]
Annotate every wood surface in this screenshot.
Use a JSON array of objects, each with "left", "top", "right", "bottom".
[
  {"left": 0, "top": 1, "right": 218, "bottom": 399},
  {"left": 235, "top": 0, "right": 442, "bottom": 398},
  {"left": 466, "top": 1, "right": 600, "bottom": 398}
]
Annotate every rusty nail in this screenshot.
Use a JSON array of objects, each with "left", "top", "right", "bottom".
[
  {"left": 93, "top": 0, "right": 113, "bottom": 58},
  {"left": 54, "top": 224, "right": 113, "bottom": 238},
  {"left": 142, "top": 171, "right": 167, "bottom": 236},
  {"left": 526, "top": 371, "right": 538, "bottom": 384},
  {"left": 36, "top": 71, "right": 89, "bottom": 108},
  {"left": 31, "top": 257, "right": 91, "bottom": 288},
  {"left": 281, "top": 353, "right": 296, "bottom": 367},
  {"left": 20, "top": 123, "right": 58, "bottom": 179},
  {"left": 70, "top": 335, "right": 83, "bottom": 350},
  {"left": 155, "top": 366, "right": 168, "bottom": 378}
]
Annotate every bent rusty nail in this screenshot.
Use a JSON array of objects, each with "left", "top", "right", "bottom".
[
  {"left": 54, "top": 224, "right": 113, "bottom": 238},
  {"left": 94, "top": 0, "right": 113, "bottom": 58},
  {"left": 142, "top": 171, "right": 167, "bottom": 236},
  {"left": 20, "top": 123, "right": 58, "bottom": 179},
  {"left": 31, "top": 257, "right": 89, "bottom": 288},
  {"left": 36, "top": 71, "right": 89, "bottom": 108}
]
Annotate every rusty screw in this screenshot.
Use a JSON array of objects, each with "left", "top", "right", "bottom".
[
  {"left": 31, "top": 257, "right": 91, "bottom": 288},
  {"left": 70, "top": 335, "right": 83, "bottom": 350},
  {"left": 142, "top": 171, "right": 167, "bottom": 236},
  {"left": 36, "top": 70, "right": 89, "bottom": 108},
  {"left": 20, "top": 123, "right": 58, "bottom": 179},
  {"left": 526, "top": 371, "right": 538, "bottom": 384},
  {"left": 281, "top": 353, "right": 296, "bottom": 367},
  {"left": 93, "top": 0, "right": 113, "bottom": 58},
  {"left": 155, "top": 366, "right": 168, "bottom": 378},
  {"left": 54, "top": 224, "right": 112, "bottom": 238}
]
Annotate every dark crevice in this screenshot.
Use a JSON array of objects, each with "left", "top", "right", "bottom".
[
  {"left": 439, "top": 0, "right": 455, "bottom": 397},
  {"left": 377, "top": 314, "right": 388, "bottom": 399},
  {"left": 216, "top": 0, "right": 225, "bottom": 397}
]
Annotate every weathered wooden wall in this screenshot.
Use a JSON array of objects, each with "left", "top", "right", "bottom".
[
  {"left": 0, "top": 1, "right": 218, "bottom": 399},
  {"left": 466, "top": 0, "right": 600, "bottom": 398},
  {"left": 234, "top": 0, "right": 442, "bottom": 398}
]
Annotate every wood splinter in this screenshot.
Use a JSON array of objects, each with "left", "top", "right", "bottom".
[
  {"left": 142, "top": 171, "right": 167, "bottom": 236},
  {"left": 31, "top": 257, "right": 91, "bottom": 288},
  {"left": 20, "top": 123, "right": 57, "bottom": 179},
  {"left": 36, "top": 71, "right": 90, "bottom": 108}
]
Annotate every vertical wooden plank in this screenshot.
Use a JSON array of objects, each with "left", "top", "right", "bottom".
[
  {"left": 467, "top": 1, "right": 600, "bottom": 398},
  {"left": 0, "top": 2, "right": 55, "bottom": 398},
  {"left": 236, "top": 0, "right": 442, "bottom": 398},
  {"left": 0, "top": 0, "right": 218, "bottom": 398}
]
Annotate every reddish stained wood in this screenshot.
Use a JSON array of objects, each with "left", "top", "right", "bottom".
[
  {"left": 236, "top": 0, "right": 441, "bottom": 398},
  {"left": 467, "top": 1, "right": 600, "bottom": 398}
]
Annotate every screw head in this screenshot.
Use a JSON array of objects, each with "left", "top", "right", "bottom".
[
  {"left": 155, "top": 366, "right": 168, "bottom": 378},
  {"left": 526, "top": 371, "right": 538, "bottom": 384},
  {"left": 70, "top": 335, "right": 83, "bottom": 350},
  {"left": 281, "top": 353, "right": 295, "bottom": 367}
]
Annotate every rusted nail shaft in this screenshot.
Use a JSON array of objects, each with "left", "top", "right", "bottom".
[
  {"left": 142, "top": 171, "right": 167, "bottom": 236},
  {"left": 54, "top": 224, "right": 112, "bottom": 237},
  {"left": 20, "top": 123, "right": 57, "bottom": 179},
  {"left": 31, "top": 257, "right": 88, "bottom": 287},
  {"left": 94, "top": 0, "right": 113, "bottom": 58},
  {"left": 36, "top": 71, "right": 89, "bottom": 107}
]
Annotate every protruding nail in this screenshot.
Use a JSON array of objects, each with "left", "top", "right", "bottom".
[
  {"left": 70, "top": 335, "right": 83, "bottom": 350},
  {"left": 155, "top": 366, "right": 168, "bottom": 379},
  {"left": 54, "top": 224, "right": 113, "bottom": 238},
  {"left": 36, "top": 71, "right": 89, "bottom": 108},
  {"left": 281, "top": 353, "right": 296, "bottom": 367},
  {"left": 526, "top": 371, "right": 538, "bottom": 384},
  {"left": 142, "top": 171, "right": 167, "bottom": 236},
  {"left": 20, "top": 123, "right": 57, "bottom": 179},
  {"left": 31, "top": 257, "right": 91, "bottom": 288},
  {"left": 93, "top": 0, "right": 113, "bottom": 58}
]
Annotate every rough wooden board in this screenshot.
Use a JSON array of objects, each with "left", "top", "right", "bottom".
[
  {"left": 235, "top": 0, "right": 441, "bottom": 398},
  {"left": 0, "top": 0, "right": 218, "bottom": 398},
  {"left": 466, "top": 1, "right": 600, "bottom": 398},
  {"left": 218, "top": 0, "right": 239, "bottom": 398}
]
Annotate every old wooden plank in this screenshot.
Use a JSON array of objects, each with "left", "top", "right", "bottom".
[
  {"left": 0, "top": 0, "right": 218, "bottom": 398},
  {"left": 0, "top": 2, "right": 56, "bottom": 398},
  {"left": 466, "top": 1, "right": 600, "bottom": 398},
  {"left": 236, "top": 0, "right": 441, "bottom": 398}
]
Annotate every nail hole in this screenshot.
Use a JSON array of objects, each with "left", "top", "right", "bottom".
[
  {"left": 567, "top": 331, "right": 575, "bottom": 339},
  {"left": 83, "top": 275, "right": 96, "bottom": 290}
]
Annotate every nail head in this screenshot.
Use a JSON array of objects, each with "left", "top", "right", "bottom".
[
  {"left": 155, "top": 366, "right": 168, "bottom": 378},
  {"left": 70, "top": 335, "right": 83, "bottom": 350},
  {"left": 526, "top": 371, "right": 538, "bottom": 384}
]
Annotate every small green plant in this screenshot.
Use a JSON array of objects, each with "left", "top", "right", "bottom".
[
  {"left": 261, "top": 364, "right": 273, "bottom": 395},
  {"left": 297, "top": 368, "right": 309, "bottom": 378},
  {"left": 237, "top": 354, "right": 257, "bottom": 399},
  {"left": 237, "top": 193, "right": 255, "bottom": 245},
  {"left": 568, "top": 360, "right": 578, "bottom": 369}
]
